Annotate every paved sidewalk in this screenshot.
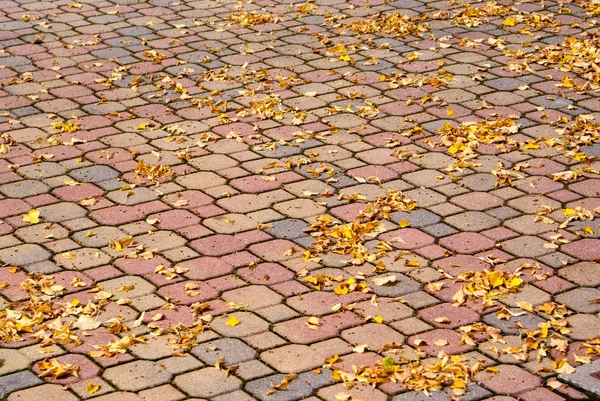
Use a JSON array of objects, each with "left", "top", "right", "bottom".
[{"left": 0, "top": 0, "right": 599, "bottom": 400}]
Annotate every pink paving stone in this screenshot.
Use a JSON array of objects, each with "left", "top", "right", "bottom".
[
  {"left": 439, "top": 232, "right": 495, "bottom": 254},
  {"left": 85, "top": 148, "right": 134, "bottom": 165},
  {"left": 407, "top": 328, "right": 474, "bottom": 356},
  {"left": 415, "top": 244, "right": 448, "bottom": 260},
  {"left": 65, "top": 328, "right": 133, "bottom": 367},
  {"left": 347, "top": 165, "right": 398, "bottom": 182},
  {"left": 163, "top": 190, "right": 213, "bottom": 209},
  {"left": 330, "top": 203, "right": 366, "bottom": 222},
  {"left": 230, "top": 172, "right": 302, "bottom": 193},
  {"left": 179, "top": 256, "right": 234, "bottom": 280},
  {"left": 481, "top": 226, "right": 519, "bottom": 241},
  {"left": 380, "top": 228, "right": 435, "bottom": 250},
  {"left": 248, "top": 239, "right": 304, "bottom": 262},
  {"left": 561, "top": 239, "right": 600, "bottom": 261},
  {"left": 33, "top": 354, "right": 100, "bottom": 384},
  {"left": 534, "top": 276, "right": 576, "bottom": 295},
  {"left": 0, "top": 199, "right": 30, "bottom": 218},
  {"left": 475, "top": 364, "right": 541, "bottom": 395},
  {"left": 114, "top": 255, "right": 172, "bottom": 276},
  {"left": 220, "top": 250, "right": 261, "bottom": 268},
  {"left": 157, "top": 280, "right": 219, "bottom": 305},
  {"left": 495, "top": 258, "right": 554, "bottom": 282},
  {"left": 273, "top": 311, "right": 362, "bottom": 344},
  {"left": 333, "top": 352, "right": 382, "bottom": 373},
  {"left": 84, "top": 265, "right": 121, "bottom": 282},
  {"left": 520, "top": 387, "right": 565, "bottom": 401},
  {"left": 206, "top": 274, "right": 247, "bottom": 292},
  {"left": 189, "top": 234, "right": 247, "bottom": 256},
  {"left": 235, "top": 230, "right": 272, "bottom": 246},
  {"left": 236, "top": 262, "right": 295, "bottom": 285},
  {"left": 176, "top": 224, "right": 213, "bottom": 240},
  {"left": 418, "top": 303, "right": 480, "bottom": 329},
  {"left": 286, "top": 290, "right": 372, "bottom": 316},
  {"left": 26, "top": 194, "right": 58, "bottom": 208},
  {"left": 51, "top": 183, "right": 105, "bottom": 202},
  {"left": 89, "top": 205, "right": 146, "bottom": 225},
  {"left": 148, "top": 209, "right": 201, "bottom": 230}
]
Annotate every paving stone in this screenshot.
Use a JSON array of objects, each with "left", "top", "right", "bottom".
[
  {"left": 0, "top": 244, "right": 50, "bottom": 265},
  {"left": 261, "top": 344, "right": 324, "bottom": 373},
  {"left": 0, "top": 371, "right": 43, "bottom": 398},
  {"left": 192, "top": 338, "right": 257, "bottom": 365},
  {"left": 476, "top": 365, "right": 541, "bottom": 395},
  {"left": 174, "top": 367, "right": 242, "bottom": 398},
  {"left": 7, "top": 384, "right": 78, "bottom": 401},
  {"left": 246, "top": 370, "right": 334, "bottom": 401},
  {"left": 103, "top": 361, "right": 172, "bottom": 392}
]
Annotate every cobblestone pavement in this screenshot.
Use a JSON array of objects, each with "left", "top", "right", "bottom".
[{"left": 1, "top": 0, "right": 600, "bottom": 400}]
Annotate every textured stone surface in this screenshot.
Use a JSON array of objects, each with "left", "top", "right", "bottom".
[{"left": 0, "top": 1, "right": 598, "bottom": 400}]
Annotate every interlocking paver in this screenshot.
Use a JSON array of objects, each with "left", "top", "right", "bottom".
[{"left": 0, "top": 2, "right": 599, "bottom": 400}]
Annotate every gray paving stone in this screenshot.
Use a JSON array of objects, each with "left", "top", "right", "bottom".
[
  {"left": 0, "top": 371, "right": 43, "bottom": 398},
  {"left": 246, "top": 370, "right": 334, "bottom": 401},
  {"left": 192, "top": 338, "right": 258, "bottom": 365}
]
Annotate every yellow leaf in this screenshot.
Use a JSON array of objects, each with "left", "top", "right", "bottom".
[
  {"left": 434, "top": 339, "right": 448, "bottom": 346},
  {"left": 399, "top": 219, "right": 411, "bottom": 228},
  {"left": 22, "top": 209, "right": 40, "bottom": 224},
  {"left": 561, "top": 75, "right": 575, "bottom": 88},
  {"left": 373, "top": 315, "right": 383, "bottom": 324},
  {"left": 339, "top": 55, "right": 352, "bottom": 62},
  {"left": 87, "top": 382, "right": 100, "bottom": 394},
  {"left": 226, "top": 316, "right": 240, "bottom": 326},
  {"left": 446, "top": 109, "right": 455, "bottom": 116},
  {"left": 333, "top": 284, "right": 348, "bottom": 295},
  {"left": 503, "top": 17, "right": 516, "bottom": 26},
  {"left": 518, "top": 301, "right": 533, "bottom": 312},
  {"left": 64, "top": 179, "right": 80, "bottom": 186},
  {"left": 584, "top": 226, "right": 594, "bottom": 235},
  {"left": 405, "top": 259, "right": 420, "bottom": 267},
  {"left": 524, "top": 142, "right": 539, "bottom": 149}
]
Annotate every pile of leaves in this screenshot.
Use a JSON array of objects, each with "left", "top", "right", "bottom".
[
  {"left": 303, "top": 189, "right": 416, "bottom": 265},
  {"left": 451, "top": 269, "right": 524, "bottom": 309},
  {"left": 303, "top": 216, "right": 386, "bottom": 265},
  {"left": 332, "top": 354, "right": 481, "bottom": 396},
  {"left": 225, "top": 11, "right": 281, "bottom": 27},
  {"left": 454, "top": 2, "right": 513, "bottom": 27},
  {"left": 341, "top": 12, "right": 429, "bottom": 37},
  {"left": 508, "top": 31, "right": 600, "bottom": 91}
]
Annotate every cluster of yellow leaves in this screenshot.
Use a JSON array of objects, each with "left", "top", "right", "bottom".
[
  {"left": 341, "top": 12, "right": 429, "bottom": 37},
  {"left": 451, "top": 270, "right": 524, "bottom": 309},
  {"left": 247, "top": 94, "right": 285, "bottom": 120},
  {"left": 356, "top": 188, "right": 416, "bottom": 222},
  {"left": 454, "top": 2, "right": 512, "bottom": 27},
  {"left": 551, "top": 115, "right": 600, "bottom": 160},
  {"left": 437, "top": 119, "right": 519, "bottom": 155},
  {"left": 225, "top": 11, "right": 280, "bottom": 27},
  {"left": 38, "top": 358, "right": 79, "bottom": 380},
  {"left": 89, "top": 334, "right": 146, "bottom": 357},
  {"left": 303, "top": 215, "right": 386, "bottom": 265},
  {"left": 333, "top": 354, "right": 481, "bottom": 396},
  {"left": 303, "top": 189, "right": 416, "bottom": 266},
  {"left": 380, "top": 71, "right": 453, "bottom": 90},
  {"left": 508, "top": 32, "right": 600, "bottom": 91},
  {"left": 52, "top": 120, "right": 80, "bottom": 134},
  {"left": 134, "top": 160, "right": 174, "bottom": 184},
  {"left": 560, "top": 206, "right": 594, "bottom": 229}
]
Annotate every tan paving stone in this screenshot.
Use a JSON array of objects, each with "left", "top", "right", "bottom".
[
  {"left": 103, "top": 361, "right": 172, "bottom": 392},
  {"left": 174, "top": 367, "right": 242, "bottom": 398}
]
